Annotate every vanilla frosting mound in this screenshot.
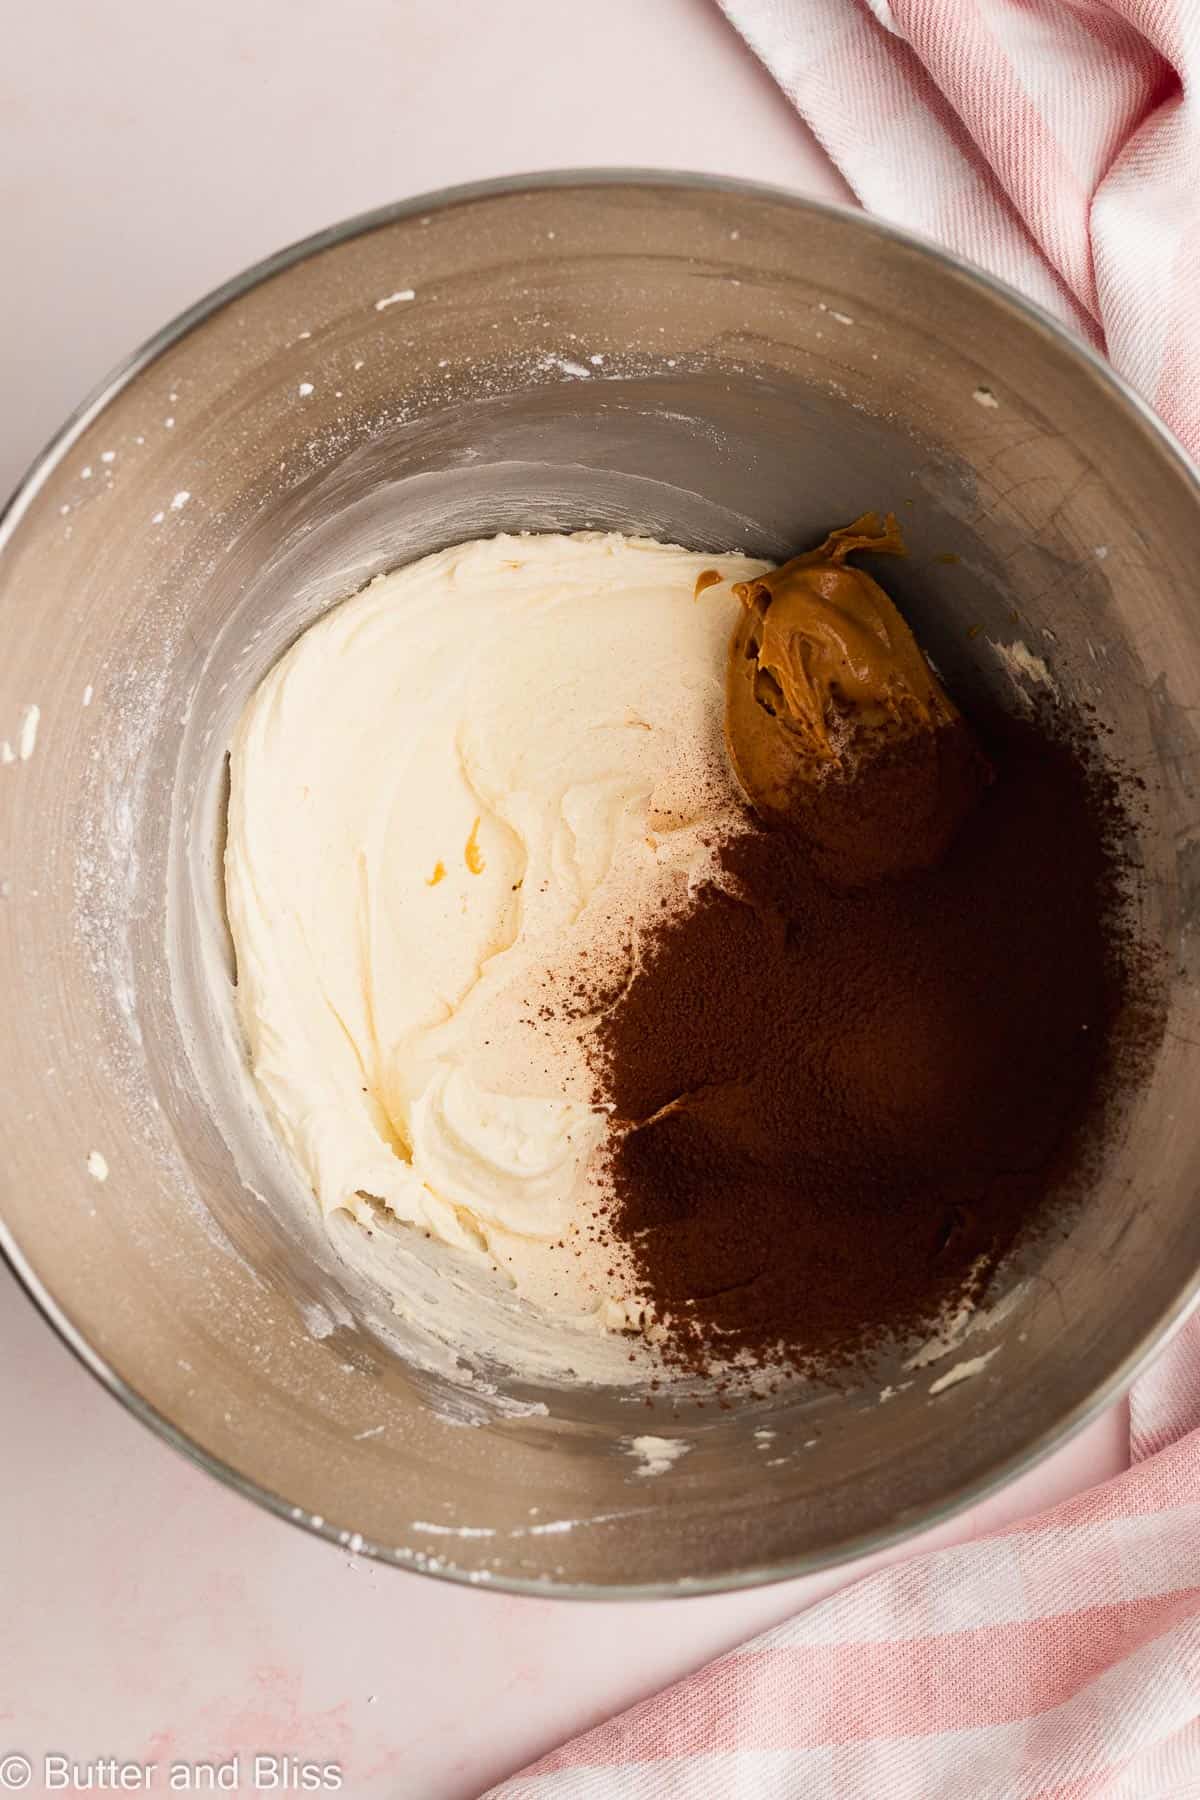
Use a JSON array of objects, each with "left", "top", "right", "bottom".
[{"left": 225, "top": 532, "right": 767, "bottom": 1326}]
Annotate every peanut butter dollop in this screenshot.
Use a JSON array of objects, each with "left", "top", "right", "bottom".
[{"left": 725, "top": 513, "right": 989, "bottom": 883}]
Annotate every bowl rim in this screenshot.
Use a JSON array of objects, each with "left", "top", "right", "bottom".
[{"left": 4, "top": 166, "right": 1199, "bottom": 1602}]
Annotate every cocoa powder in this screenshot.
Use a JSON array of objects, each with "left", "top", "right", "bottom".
[{"left": 586, "top": 703, "right": 1158, "bottom": 1375}]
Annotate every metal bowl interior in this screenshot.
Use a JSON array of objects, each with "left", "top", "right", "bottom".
[{"left": 2, "top": 173, "right": 1199, "bottom": 1596}]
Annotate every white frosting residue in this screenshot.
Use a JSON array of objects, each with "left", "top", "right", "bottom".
[
  {"left": 626, "top": 1434, "right": 690, "bottom": 1478},
  {"left": 3, "top": 704, "right": 40, "bottom": 765},
  {"left": 989, "top": 637, "right": 1057, "bottom": 700},
  {"left": 928, "top": 1349, "right": 998, "bottom": 1395},
  {"left": 18, "top": 704, "right": 40, "bottom": 761}
]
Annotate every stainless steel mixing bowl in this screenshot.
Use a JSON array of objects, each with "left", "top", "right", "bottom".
[{"left": 3, "top": 172, "right": 1199, "bottom": 1596}]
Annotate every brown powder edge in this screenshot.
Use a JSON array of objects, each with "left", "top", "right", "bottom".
[{"left": 553, "top": 696, "right": 1168, "bottom": 1391}]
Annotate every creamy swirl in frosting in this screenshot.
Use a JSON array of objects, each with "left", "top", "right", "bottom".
[{"left": 225, "top": 532, "right": 767, "bottom": 1325}]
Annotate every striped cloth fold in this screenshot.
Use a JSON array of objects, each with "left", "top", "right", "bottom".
[
  {"left": 718, "top": 0, "right": 1200, "bottom": 457},
  {"left": 486, "top": 5, "right": 1200, "bottom": 1793},
  {"left": 487, "top": 1325, "right": 1200, "bottom": 1797}
]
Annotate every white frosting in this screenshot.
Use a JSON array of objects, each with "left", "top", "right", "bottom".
[{"left": 225, "top": 532, "right": 766, "bottom": 1324}]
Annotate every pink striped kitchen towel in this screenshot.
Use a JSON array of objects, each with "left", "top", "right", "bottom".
[
  {"left": 722, "top": 0, "right": 1200, "bottom": 461},
  {"left": 486, "top": 1321, "right": 1200, "bottom": 1795},
  {"left": 485, "top": 6, "right": 1200, "bottom": 1795}
]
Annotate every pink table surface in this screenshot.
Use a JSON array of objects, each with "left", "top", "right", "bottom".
[{"left": 0, "top": 3, "right": 1129, "bottom": 1796}]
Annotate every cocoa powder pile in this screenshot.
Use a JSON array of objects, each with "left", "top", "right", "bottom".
[{"left": 589, "top": 704, "right": 1149, "bottom": 1373}]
